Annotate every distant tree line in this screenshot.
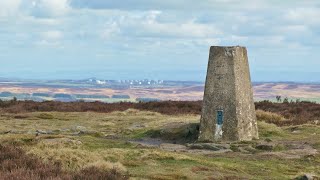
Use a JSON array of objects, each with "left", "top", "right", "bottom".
[{"left": 276, "top": 96, "right": 302, "bottom": 104}]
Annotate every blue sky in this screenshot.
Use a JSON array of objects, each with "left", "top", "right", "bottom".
[{"left": 0, "top": 0, "right": 319, "bottom": 82}]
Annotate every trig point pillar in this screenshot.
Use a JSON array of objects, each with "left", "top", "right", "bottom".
[{"left": 198, "top": 46, "right": 258, "bottom": 142}]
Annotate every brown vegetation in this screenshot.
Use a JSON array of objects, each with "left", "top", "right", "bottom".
[
  {"left": 0, "top": 144, "right": 128, "bottom": 180},
  {"left": 0, "top": 100, "right": 202, "bottom": 115},
  {"left": 255, "top": 100, "right": 320, "bottom": 126},
  {"left": 256, "top": 110, "right": 286, "bottom": 124},
  {"left": 0, "top": 99, "right": 319, "bottom": 126}
]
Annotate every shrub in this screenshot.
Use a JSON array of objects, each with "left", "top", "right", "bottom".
[{"left": 255, "top": 101, "right": 319, "bottom": 126}]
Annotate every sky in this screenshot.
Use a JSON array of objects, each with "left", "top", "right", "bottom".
[{"left": 0, "top": 0, "right": 319, "bottom": 82}]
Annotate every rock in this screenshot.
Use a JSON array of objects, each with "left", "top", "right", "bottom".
[
  {"left": 295, "top": 174, "right": 318, "bottom": 180},
  {"left": 158, "top": 123, "right": 199, "bottom": 143}
]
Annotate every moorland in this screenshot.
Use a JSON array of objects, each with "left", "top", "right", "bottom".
[{"left": 0, "top": 100, "right": 319, "bottom": 179}]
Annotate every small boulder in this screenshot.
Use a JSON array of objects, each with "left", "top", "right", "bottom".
[{"left": 295, "top": 174, "right": 318, "bottom": 180}]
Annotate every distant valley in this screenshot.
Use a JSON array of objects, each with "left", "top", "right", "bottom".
[{"left": 0, "top": 78, "right": 320, "bottom": 103}]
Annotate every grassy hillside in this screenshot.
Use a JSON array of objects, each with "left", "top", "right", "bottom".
[{"left": 0, "top": 109, "right": 319, "bottom": 179}]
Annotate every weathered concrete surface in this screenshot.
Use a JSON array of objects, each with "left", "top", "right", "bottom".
[{"left": 198, "top": 46, "right": 259, "bottom": 142}]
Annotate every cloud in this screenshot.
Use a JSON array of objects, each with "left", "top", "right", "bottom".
[
  {"left": 99, "top": 10, "right": 222, "bottom": 40},
  {"left": 70, "top": 0, "right": 201, "bottom": 10},
  {"left": 100, "top": 21, "right": 121, "bottom": 39},
  {"left": 28, "top": 0, "right": 71, "bottom": 18},
  {"left": 69, "top": 0, "right": 270, "bottom": 11},
  {"left": 1, "top": 0, "right": 320, "bottom": 81},
  {"left": 34, "top": 30, "right": 64, "bottom": 47},
  {"left": 284, "top": 8, "right": 320, "bottom": 26},
  {"left": 0, "top": 0, "right": 21, "bottom": 18}
]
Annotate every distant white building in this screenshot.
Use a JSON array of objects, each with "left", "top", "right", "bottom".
[{"left": 96, "top": 80, "right": 106, "bottom": 85}]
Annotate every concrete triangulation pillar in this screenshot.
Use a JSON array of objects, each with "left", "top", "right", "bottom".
[{"left": 198, "top": 46, "right": 259, "bottom": 142}]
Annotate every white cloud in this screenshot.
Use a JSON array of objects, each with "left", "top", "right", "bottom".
[
  {"left": 27, "top": 17, "right": 62, "bottom": 25},
  {"left": 70, "top": 0, "right": 271, "bottom": 11},
  {"left": 37, "top": 30, "right": 64, "bottom": 47},
  {"left": 0, "top": 0, "right": 21, "bottom": 18},
  {"left": 140, "top": 20, "right": 222, "bottom": 38},
  {"left": 284, "top": 8, "right": 320, "bottom": 25},
  {"left": 101, "top": 21, "right": 121, "bottom": 39},
  {"left": 30, "top": 0, "right": 70, "bottom": 17},
  {"left": 100, "top": 10, "right": 222, "bottom": 39}
]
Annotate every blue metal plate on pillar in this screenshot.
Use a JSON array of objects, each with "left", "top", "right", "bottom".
[{"left": 217, "top": 110, "right": 224, "bottom": 125}]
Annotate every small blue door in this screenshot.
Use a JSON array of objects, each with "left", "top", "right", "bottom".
[{"left": 217, "top": 110, "right": 224, "bottom": 125}]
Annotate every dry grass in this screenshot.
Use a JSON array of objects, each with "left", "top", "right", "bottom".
[
  {"left": 1, "top": 100, "right": 320, "bottom": 126},
  {"left": 257, "top": 121, "right": 286, "bottom": 139},
  {"left": 0, "top": 144, "right": 128, "bottom": 180},
  {"left": 256, "top": 100, "right": 320, "bottom": 125},
  {"left": 256, "top": 110, "right": 286, "bottom": 124},
  {"left": 0, "top": 110, "right": 199, "bottom": 139},
  {"left": 27, "top": 143, "right": 126, "bottom": 172},
  {"left": 0, "top": 110, "right": 319, "bottom": 179}
]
